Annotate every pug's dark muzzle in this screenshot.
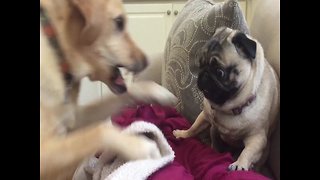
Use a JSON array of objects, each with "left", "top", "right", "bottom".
[{"left": 197, "top": 68, "right": 238, "bottom": 105}]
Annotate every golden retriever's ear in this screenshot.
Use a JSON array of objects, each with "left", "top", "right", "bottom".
[{"left": 70, "top": 0, "right": 102, "bottom": 45}]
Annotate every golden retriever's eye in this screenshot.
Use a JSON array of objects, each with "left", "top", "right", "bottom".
[{"left": 114, "top": 16, "right": 124, "bottom": 31}]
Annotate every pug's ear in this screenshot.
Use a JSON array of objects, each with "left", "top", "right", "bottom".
[
  {"left": 70, "top": 0, "right": 102, "bottom": 45},
  {"left": 232, "top": 32, "right": 257, "bottom": 61}
]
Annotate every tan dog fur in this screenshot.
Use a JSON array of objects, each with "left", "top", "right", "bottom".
[
  {"left": 40, "top": 0, "right": 177, "bottom": 179},
  {"left": 173, "top": 28, "right": 279, "bottom": 171}
]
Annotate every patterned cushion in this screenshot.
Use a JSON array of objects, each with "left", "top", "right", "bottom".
[{"left": 164, "top": 0, "right": 249, "bottom": 122}]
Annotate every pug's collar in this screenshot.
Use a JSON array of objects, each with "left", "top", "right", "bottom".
[
  {"left": 230, "top": 95, "right": 256, "bottom": 115},
  {"left": 211, "top": 95, "right": 256, "bottom": 116}
]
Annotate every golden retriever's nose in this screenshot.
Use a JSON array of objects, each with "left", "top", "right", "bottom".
[{"left": 128, "top": 55, "right": 148, "bottom": 74}]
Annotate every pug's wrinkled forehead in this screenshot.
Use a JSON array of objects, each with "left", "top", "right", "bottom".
[
  {"left": 199, "top": 27, "right": 235, "bottom": 65},
  {"left": 202, "top": 27, "right": 256, "bottom": 63},
  {"left": 212, "top": 27, "right": 235, "bottom": 44},
  {"left": 203, "top": 27, "right": 236, "bottom": 56}
]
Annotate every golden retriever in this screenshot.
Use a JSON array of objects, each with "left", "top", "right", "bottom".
[{"left": 40, "top": 0, "right": 177, "bottom": 179}]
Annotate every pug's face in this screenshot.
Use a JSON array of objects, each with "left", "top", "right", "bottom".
[{"left": 197, "top": 27, "right": 257, "bottom": 106}]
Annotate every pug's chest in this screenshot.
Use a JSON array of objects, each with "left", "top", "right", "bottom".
[
  {"left": 210, "top": 114, "right": 248, "bottom": 141},
  {"left": 203, "top": 100, "right": 249, "bottom": 141}
]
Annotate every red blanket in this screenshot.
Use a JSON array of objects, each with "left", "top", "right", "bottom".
[{"left": 112, "top": 104, "right": 270, "bottom": 180}]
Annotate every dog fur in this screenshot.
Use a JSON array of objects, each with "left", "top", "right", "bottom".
[
  {"left": 173, "top": 27, "right": 280, "bottom": 171},
  {"left": 40, "top": 0, "right": 177, "bottom": 179}
]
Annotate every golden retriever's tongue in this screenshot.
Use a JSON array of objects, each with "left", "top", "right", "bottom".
[
  {"left": 115, "top": 75, "right": 125, "bottom": 86},
  {"left": 111, "top": 67, "right": 127, "bottom": 94}
]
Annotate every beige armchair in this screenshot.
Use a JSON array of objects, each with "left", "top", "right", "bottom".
[{"left": 249, "top": 0, "right": 280, "bottom": 180}]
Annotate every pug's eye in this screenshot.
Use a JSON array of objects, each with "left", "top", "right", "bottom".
[
  {"left": 114, "top": 16, "right": 125, "bottom": 31},
  {"left": 216, "top": 69, "right": 225, "bottom": 78}
]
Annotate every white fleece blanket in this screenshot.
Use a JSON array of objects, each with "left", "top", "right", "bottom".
[{"left": 73, "top": 121, "right": 175, "bottom": 180}]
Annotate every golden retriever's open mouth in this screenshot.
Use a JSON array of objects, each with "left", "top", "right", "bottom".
[{"left": 109, "top": 66, "right": 127, "bottom": 94}]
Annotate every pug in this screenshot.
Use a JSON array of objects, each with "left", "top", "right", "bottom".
[{"left": 173, "top": 27, "right": 280, "bottom": 171}]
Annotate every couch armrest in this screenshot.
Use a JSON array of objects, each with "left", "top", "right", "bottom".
[
  {"left": 134, "top": 52, "right": 164, "bottom": 85},
  {"left": 248, "top": 0, "right": 280, "bottom": 77}
]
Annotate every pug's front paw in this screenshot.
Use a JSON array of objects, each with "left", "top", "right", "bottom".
[
  {"left": 228, "top": 160, "right": 250, "bottom": 171},
  {"left": 173, "top": 129, "right": 190, "bottom": 139}
]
